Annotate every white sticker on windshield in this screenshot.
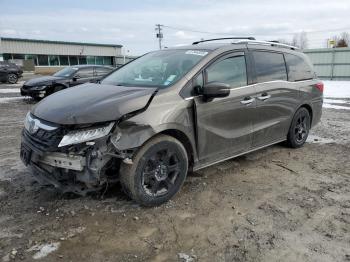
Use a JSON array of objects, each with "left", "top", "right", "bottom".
[
  {"left": 164, "top": 74, "right": 177, "bottom": 85},
  {"left": 185, "top": 50, "right": 208, "bottom": 56}
]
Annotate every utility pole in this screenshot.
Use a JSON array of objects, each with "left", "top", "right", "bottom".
[{"left": 155, "top": 24, "right": 163, "bottom": 50}]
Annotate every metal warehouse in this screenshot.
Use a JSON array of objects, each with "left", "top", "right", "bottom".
[{"left": 0, "top": 37, "right": 127, "bottom": 73}]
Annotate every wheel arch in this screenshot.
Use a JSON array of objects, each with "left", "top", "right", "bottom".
[
  {"left": 298, "top": 103, "right": 313, "bottom": 126},
  {"left": 160, "top": 129, "right": 195, "bottom": 170},
  {"left": 52, "top": 83, "right": 68, "bottom": 90},
  {"left": 113, "top": 125, "right": 196, "bottom": 170}
]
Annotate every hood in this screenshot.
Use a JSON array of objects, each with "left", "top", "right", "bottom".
[
  {"left": 31, "top": 83, "right": 157, "bottom": 125},
  {"left": 25, "top": 76, "right": 65, "bottom": 86}
]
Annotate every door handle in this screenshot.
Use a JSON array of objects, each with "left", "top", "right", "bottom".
[
  {"left": 240, "top": 97, "right": 255, "bottom": 105},
  {"left": 257, "top": 93, "right": 271, "bottom": 101}
]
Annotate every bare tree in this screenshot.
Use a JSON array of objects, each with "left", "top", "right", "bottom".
[
  {"left": 291, "top": 31, "right": 308, "bottom": 49},
  {"left": 276, "top": 38, "right": 293, "bottom": 45},
  {"left": 291, "top": 34, "right": 299, "bottom": 47},
  {"left": 330, "top": 32, "right": 349, "bottom": 48},
  {"left": 337, "top": 32, "right": 349, "bottom": 47},
  {"left": 299, "top": 31, "right": 308, "bottom": 49}
]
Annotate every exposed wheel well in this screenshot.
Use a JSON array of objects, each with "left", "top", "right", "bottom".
[
  {"left": 299, "top": 104, "right": 313, "bottom": 126},
  {"left": 160, "top": 129, "right": 194, "bottom": 170},
  {"left": 53, "top": 83, "right": 67, "bottom": 90}
]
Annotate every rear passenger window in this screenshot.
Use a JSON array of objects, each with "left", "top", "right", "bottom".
[
  {"left": 284, "top": 54, "right": 314, "bottom": 81},
  {"left": 253, "top": 51, "right": 287, "bottom": 82},
  {"left": 206, "top": 55, "right": 247, "bottom": 88}
]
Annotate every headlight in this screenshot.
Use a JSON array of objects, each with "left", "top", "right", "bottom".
[
  {"left": 32, "top": 85, "right": 47, "bottom": 90},
  {"left": 58, "top": 122, "right": 114, "bottom": 147},
  {"left": 24, "top": 112, "right": 32, "bottom": 132}
]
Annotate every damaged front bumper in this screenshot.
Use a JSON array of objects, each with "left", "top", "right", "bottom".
[{"left": 20, "top": 128, "right": 132, "bottom": 195}]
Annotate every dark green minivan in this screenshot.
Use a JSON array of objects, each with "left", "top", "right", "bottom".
[{"left": 21, "top": 37, "right": 323, "bottom": 206}]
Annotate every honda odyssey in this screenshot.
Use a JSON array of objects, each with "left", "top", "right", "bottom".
[{"left": 20, "top": 37, "right": 323, "bottom": 206}]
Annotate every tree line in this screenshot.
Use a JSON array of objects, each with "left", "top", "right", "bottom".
[{"left": 277, "top": 31, "right": 349, "bottom": 49}]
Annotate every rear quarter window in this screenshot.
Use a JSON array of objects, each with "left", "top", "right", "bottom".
[
  {"left": 284, "top": 54, "right": 314, "bottom": 81},
  {"left": 252, "top": 51, "right": 287, "bottom": 83}
]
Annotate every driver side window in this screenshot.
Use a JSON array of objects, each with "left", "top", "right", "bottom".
[{"left": 206, "top": 55, "right": 247, "bottom": 88}]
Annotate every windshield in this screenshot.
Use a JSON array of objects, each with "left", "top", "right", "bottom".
[
  {"left": 53, "top": 67, "right": 79, "bottom": 77},
  {"left": 101, "top": 49, "right": 210, "bottom": 88}
]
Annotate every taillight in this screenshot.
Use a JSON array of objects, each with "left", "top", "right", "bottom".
[{"left": 315, "top": 82, "right": 324, "bottom": 92}]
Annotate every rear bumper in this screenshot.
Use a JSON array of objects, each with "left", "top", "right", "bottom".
[{"left": 311, "top": 99, "right": 323, "bottom": 128}]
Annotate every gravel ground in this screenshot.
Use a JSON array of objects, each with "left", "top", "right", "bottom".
[{"left": 0, "top": 80, "right": 349, "bottom": 262}]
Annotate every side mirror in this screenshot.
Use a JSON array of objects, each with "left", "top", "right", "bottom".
[
  {"left": 73, "top": 74, "right": 81, "bottom": 81},
  {"left": 203, "top": 82, "right": 230, "bottom": 98}
]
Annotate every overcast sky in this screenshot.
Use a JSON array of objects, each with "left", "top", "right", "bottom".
[{"left": 0, "top": 0, "right": 349, "bottom": 55}]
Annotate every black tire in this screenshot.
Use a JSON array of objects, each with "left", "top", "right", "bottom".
[
  {"left": 7, "top": 73, "right": 18, "bottom": 84},
  {"left": 286, "top": 107, "right": 311, "bottom": 148},
  {"left": 48, "top": 85, "right": 65, "bottom": 96},
  {"left": 120, "top": 135, "right": 188, "bottom": 207},
  {"left": 54, "top": 85, "right": 65, "bottom": 93}
]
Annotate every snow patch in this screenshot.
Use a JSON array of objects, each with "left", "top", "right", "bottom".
[
  {"left": 0, "top": 97, "right": 24, "bottom": 103},
  {"left": 323, "top": 98, "right": 349, "bottom": 104},
  {"left": 28, "top": 242, "right": 60, "bottom": 260},
  {"left": 0, "top": 89, "right": 20, "bottom": 93},
  {"left": 323, "top": 80, "right": 350, "bottom": 99},
  {"left": 323, "top": 104, "right": 350, "bottom": 110}
]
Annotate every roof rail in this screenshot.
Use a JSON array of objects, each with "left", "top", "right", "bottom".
[
  {"left": 192, "top": 37, "right": 255, "bottom": 45},
  {"left": 235, "top": 40, "right": 299, "bottom": 50}
]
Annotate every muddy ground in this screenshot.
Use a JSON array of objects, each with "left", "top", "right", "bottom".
[{"left": 0, "top": 82, "right": 349, "bottom": 262}]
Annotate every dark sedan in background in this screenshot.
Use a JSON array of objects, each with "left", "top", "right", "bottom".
[
  {"left": 21, "top": 65, "right": 114, "bottom": 99},
  {"left": 0, "top": 61, "right": 23, "bottom": 84}
]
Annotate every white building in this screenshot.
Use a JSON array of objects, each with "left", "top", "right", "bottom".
[{"left": 0, "top": 37, "right": 132, "bottom": 73}]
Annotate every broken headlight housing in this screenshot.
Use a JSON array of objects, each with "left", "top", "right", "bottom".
[{"left": 58, "top": 122, "right": 115, "bottom": 147}]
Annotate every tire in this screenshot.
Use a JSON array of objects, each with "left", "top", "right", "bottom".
[
  {"left": 44, "top": 85, "right": 65, "bottom": 98},
  {"left": 119, "top": 135, "right": 188, "bottom": 207},
  {"left": 286, "top": 107, "right": 311, "bottom": 148},
  {"left": 7, "top": 73, "right": 18, "bottom": 84},
  {"left": 53, "top": 85, "right": 65, "bottom": 93}
]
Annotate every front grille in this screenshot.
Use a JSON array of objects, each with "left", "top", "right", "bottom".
[{"left": 22, "top": 127, "right": 63, "bottom": 153}]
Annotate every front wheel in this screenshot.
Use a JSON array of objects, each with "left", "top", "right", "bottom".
[
  {"left": 286, "top": 107, "right": 311, "bottom": 148},
  {"left": 7, "top": 73, "right": 18, "bottom": 84},
  {"left": 119, "top": 135, "right": 188, "bottom": 207}
]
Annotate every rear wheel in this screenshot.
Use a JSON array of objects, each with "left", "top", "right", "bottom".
[
  {"left": 7, "top": 73, "right": 18, "bottom": 84},
  {"left": 286, "top": 107, "right": 310, "bottom": 148},
  {"left": 119, "top": 135, "right": 188, "bottom": 207}
]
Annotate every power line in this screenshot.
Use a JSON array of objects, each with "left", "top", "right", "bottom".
[
  {"left": 163, "top": 25, "right": 233, "bottom": 36},
  {"left": 162, "top": 24, "right": 350, "bottom": 37}
]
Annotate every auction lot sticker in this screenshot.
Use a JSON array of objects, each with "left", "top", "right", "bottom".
[{"left": 185, "top": 50, "right": 208, "bottom": 56}]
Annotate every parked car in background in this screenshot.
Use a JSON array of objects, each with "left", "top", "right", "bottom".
[
  {"left": 20, "top": 38, "right": 323, "bottom": 206},
  {"left": 0, "top": 61, "right": 23, "bottom": 84},
  {"left": 20, "top": 65, "right": 114, "bottom": 99}
]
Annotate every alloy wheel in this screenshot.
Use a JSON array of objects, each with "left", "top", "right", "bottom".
[
  {"left": 141, "top": 148, "right": 180, "bottom": 197},
  {"left": 294, "top": 113, "right": 308, "bottom": 143},
  {"left": 8, "top": 74, "right": 18, "bottom": 84}
]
